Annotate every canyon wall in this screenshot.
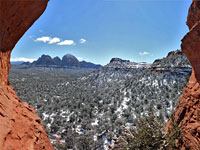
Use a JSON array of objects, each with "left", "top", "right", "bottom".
[
  {"left": 0, "top": 0, "right": 53, "bottom": 149},
  {"left": 166, "top": 0, "right": 200, "bottom": 149}
]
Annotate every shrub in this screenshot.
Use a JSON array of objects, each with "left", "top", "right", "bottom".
[{"left": 112, "top": 113, "right": 183, "bottom": 150}]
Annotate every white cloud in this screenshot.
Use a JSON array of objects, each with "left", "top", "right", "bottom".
[
  {"left": 57, "top": 40, "right": 75, "bottom": 45},
  {"left": 35, "top": 36, "right": 51, "bottom": 43},
  {"left": 80, "top": 38, "right": 86, "bottom": 44},
  {"left": 139, "top": 51, "right": 150, "bottom": 56},
  {"left": 11, "top": 57, "right": 37, "bottom": 63},
  {"left": 48, "top": 37, "right": 61, "bottom": 44},
  {"left": 35, "top": 36, "right": 61, "bottom": 44},
  {"left": 34, "top": 36, "right": 77, "bottom": 46}
]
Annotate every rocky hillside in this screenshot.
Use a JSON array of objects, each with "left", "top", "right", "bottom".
[
  {"left": 81, "top": 50, "right": 191, "bottom": 86},
  {"left": 9, "top": 50, "right": 192, "bottom": 149},
  {"left": 23, "top": 54, "right": 102, "bottom": 69},
  {"left": 151, "top": 50, "right": 191, "bottom": 73},
  {"left": 81, "top": 58, "right": 150, "bottom": 86}
]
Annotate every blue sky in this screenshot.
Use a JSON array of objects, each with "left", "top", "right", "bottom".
[{"left": 11, "top": 0, "right": 192, "bottom": 65}]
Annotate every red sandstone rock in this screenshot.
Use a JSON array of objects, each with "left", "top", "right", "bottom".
[
  {"left": 0, "top": 0, "right": 53, "bottom": 149},
  {"left": 165, "top": 1, "right": 200, "bottom": 149}
]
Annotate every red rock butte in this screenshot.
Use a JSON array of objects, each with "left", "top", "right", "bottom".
[
  {"left": 165, "top": 0, "right": 200, "bottom": 149},
  {"left": 0, "top": 0, "right": 53, "bottom": 149}
]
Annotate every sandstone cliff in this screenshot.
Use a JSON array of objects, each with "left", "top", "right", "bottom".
[
  {"left": 165, "top": 1, "right": 200, "bottom": 149},
  {"left": 0, "top": 0, "right": 53, "bottom": 149}
]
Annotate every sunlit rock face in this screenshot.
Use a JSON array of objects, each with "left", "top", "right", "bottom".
[
  {"left": 166, "top": 1, "right": 200, "bottom": 149},
  {"left": 0, "top": 0, "right": 53, "bottom": 149},
  {"left": 182, "top": 0, "right": 200, "bottom": 83}
]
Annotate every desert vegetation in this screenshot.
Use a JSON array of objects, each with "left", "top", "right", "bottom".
[{"left": 9, "top": 51, "right": 191, "bottom": 149}]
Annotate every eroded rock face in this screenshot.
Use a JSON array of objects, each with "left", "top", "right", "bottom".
[
  {"left": 165, "top": 1, "right": 200, "bottom": 149},
  {"left": 0, "top": 0, "right": 53, "bottom": 149},
  {"left": 0, "top": 0, "right": 49, "bottom": 85}
]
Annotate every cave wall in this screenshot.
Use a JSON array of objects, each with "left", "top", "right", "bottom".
[
  {"left": 0, "top": 0, "right": 53, "bottom": 149},
  {"left": 165, "top": 0, "right": 200, "bottom": 149}
]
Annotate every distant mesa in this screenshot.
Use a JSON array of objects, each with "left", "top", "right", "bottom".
[
  {"left": 107, "top": 50, "right": 191, "bottom": 72},
  {"left": 150, "top": 50, "right": 191, "bottom": 73},
  {"left": 110, "top": 58, "right": 129, "bottom": 63},
  {"left": 13, "top": 50, "right": 189, "bottom": 71},
  {"left": 108, "top": 57, "right": 150, "bottom": 69},
  {"left": 20, "top": 54, "right": 102, "bottom": 69}
]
